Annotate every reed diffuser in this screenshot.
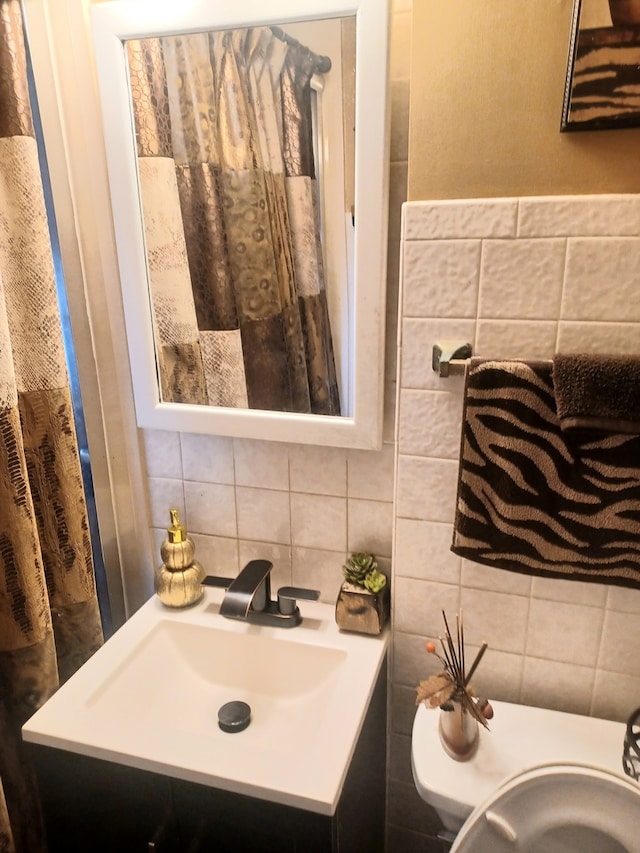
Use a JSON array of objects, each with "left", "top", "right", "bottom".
[{"left": 416, "top": 610, "right": 493, "bottom": 761}]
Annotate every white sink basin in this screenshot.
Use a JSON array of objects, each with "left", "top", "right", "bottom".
[
  {"left": 87, "top": 619, "right": 348, "bottom": 752},
  {"left": 23, "top": 587, "right": 387, "bottom": 815}
]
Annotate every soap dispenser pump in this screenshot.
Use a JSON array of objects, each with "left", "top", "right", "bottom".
[{"left": 155, "top": 508, "right": 205, "bottom": 608}]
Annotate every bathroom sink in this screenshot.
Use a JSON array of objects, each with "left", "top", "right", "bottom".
[
  {"left": 87, "top": 619, "right": 347, "bottom": 750},
  {"left": 22, "top": 586, "right": 387, "bottom": 815}
]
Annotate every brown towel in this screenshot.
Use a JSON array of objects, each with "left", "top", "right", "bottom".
[
  {"left": 553, "top": 353, "right": 640, "bottom": 434},
  {"left": 451, "top": 359, "right": 640, "bottom": 588}
]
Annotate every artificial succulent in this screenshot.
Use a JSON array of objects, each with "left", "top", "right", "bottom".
[{"left": 343, "top": 552, "right": 386, "bottom": 592}]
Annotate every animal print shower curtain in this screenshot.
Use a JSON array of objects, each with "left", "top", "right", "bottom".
[
  {"left": 0, "top": 3, "right": 103, "bottom": 850},
  {"left": 127, "top": 26, "right": 341, "bottom": 415}
]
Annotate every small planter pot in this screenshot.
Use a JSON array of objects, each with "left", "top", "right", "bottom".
[{"left": 335, "top": 581, "right": 389, "bottom": 635}]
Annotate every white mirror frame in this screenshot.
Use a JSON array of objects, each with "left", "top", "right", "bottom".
[{"left": 90, "top": 0, "right": 390, "bottom": 449}]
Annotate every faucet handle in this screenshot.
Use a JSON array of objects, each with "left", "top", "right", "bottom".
[
  {"left": 277, "top": 586, "right": 320, "bottom": 615},
  {"left": 202, "top": 575, "right": 234, "bottom": 588}
]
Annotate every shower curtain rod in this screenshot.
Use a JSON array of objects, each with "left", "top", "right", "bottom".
[{"left": 270, "top": 25, "right": 332, "bottom": 73}]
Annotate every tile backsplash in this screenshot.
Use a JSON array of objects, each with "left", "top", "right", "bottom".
[
  {"left": 389, "top": 194, "right": 640, "bottom": 846},
  {"left": 144, "top": 432, "right": 395, "bottom": 601}
]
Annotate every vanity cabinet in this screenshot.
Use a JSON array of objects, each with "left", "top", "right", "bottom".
[
  {"left": 28, "top": 659, "right": 386, "bottom": 852},
  {"left": 27, "top": 749, "right": 174, "bottom": 851}
]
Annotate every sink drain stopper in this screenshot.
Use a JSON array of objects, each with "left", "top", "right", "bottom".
[{"left": 218, "top": 700, "right": 251, "bottom": 733}]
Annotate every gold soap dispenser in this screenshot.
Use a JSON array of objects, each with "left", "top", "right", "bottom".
[{"left": 155, "top": 508, "right": 205, "bottom": 608}]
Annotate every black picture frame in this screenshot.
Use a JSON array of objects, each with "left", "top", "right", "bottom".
[{"left": 562, "top": 0, "right": 640, "bottom": 131}]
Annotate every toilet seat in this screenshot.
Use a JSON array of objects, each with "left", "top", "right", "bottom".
[{"left": 451, "top": 762, "right": 640, "bottom": 852}]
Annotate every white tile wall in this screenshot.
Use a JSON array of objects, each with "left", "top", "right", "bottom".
[
  {"left": 517, "top": 194, "right": 640, "bottom": 236},
  {"left": 181, "top": 433, "right": 234, "bottom": 483},
  {"left": 402, "top": 239, "right": 481, "bottom": 317},
  {"left": 394, "top": 194, "right": 640, "bottom": 746},
  {"left": 563, "top": 238, "right": 640, "bottom": 321},
  {"left": 478, "top": 238, "right": 565, "bottom": 319},
  {"left": 391, "top": 193, "right": 640, "bottom": 849},
  {"left": 476, "top": 319, "right": 558, "bottom": 360},
  {"left": 144, "top": 430, "right": 394, "bottom": 601}
]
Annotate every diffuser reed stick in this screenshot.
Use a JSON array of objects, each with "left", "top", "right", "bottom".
[{"left": 416, "top": 610, "right": 493, "bottom": 728}]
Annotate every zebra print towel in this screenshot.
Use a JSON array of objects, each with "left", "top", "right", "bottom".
[
  {"left": 553, "top": 353, "right": 640, "bottom": 435},
  {"left": 451, "top": 359, "right": 640, "bottom": 588}
]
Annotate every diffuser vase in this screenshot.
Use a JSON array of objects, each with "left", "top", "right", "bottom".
[{"left": 438, "top": 700, "right": 479, "bottom": 762}]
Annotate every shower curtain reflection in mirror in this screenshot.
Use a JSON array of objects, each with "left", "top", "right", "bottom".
[{"left": 126, "top": 26, "right": 341, "bottom": 415}]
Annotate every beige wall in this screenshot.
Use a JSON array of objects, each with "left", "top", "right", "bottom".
[{"left": 409, "top": 0, "right": 640, "bottom": 200}]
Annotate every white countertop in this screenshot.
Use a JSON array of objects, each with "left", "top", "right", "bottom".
[{"left": 23, "top": 587, "right": 388, "bottom": 816}]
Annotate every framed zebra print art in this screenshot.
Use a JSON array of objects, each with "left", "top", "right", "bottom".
[{"left": 562, "top": 0, "right": 640, "bottom": 130}]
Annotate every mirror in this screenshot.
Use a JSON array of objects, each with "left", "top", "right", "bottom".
[{"left": 91, "top": 0, "right": 390, "bottom": 448}]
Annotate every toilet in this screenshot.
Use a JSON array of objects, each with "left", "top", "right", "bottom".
[{"left": 411, "top": 700, "right": 640, "bottom": 851}]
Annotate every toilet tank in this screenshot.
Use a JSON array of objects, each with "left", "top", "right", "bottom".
[{"left": 411, "top": 700, "right": 627, "bottom": 833}]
